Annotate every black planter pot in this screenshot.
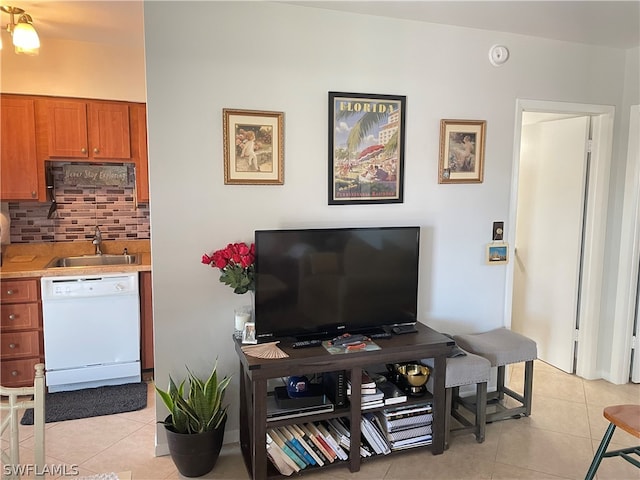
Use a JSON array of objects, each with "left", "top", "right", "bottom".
[{"left": 164, "top": 416, "right": 226, "bottom": 477}]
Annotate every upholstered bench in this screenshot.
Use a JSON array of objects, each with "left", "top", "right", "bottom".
[
  {"left": 424, "top": 348, "right": 491, "bottom": 447},
  {"left": 453, "top": 328, "right": 537, "bottom": 423}
]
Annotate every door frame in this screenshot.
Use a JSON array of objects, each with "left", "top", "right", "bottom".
[
  {"left": 612, "top": 105, "right": 640, "bottom": 384},
  {"left": 505, "top": 99, "right": 615, "bottom": 380}
]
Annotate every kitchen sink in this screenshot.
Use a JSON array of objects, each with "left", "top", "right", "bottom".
[{"left": 45, "top": 254, "right": 140, "bottom": 268}]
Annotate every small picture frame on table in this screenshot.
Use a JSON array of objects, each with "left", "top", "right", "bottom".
[
  {"left": 486, "top": 243, "right": 509, "bottom": 265},
  {"left": 242, "top": 322, "right": 258, "bottom": 344},
  {"left": 439, "top": 119, "right": 486, "bottom": 184}
]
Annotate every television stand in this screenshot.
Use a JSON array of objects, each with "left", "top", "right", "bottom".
[{"left": 235, "top": 322, "right": 454, "bottom": 480}]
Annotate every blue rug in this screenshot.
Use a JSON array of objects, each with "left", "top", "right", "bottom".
[{"left": 20, "top": 382, "right": 147, "bottom": 425}]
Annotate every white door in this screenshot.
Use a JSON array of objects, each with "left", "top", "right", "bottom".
[{"left": 511, "top": 115, "right": 590, "bottom": 373}]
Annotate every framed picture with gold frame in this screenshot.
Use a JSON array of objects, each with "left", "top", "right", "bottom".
[
  {"left": 438, "top": 119, "right": 486, "bottom": 184},
  {"left": 223, "top": 109, "right": 284, "bottom": 185}
]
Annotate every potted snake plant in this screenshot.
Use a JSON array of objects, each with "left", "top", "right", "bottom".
[{"left": 156, "top": 361, "right": 231, "bottom": 477}]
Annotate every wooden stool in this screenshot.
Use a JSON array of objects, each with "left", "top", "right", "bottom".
[
  {"left": 585, "top": 404, "right": 640, "bottom": 480},
  {"left": 424, "top": 349, "right": 491, "bottom": 448},
  {"left": 453, "top": 328, "right": 537, "bottom": 422}
]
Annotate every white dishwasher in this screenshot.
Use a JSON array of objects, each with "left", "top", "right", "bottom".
[{"left": 41, "top": 273, "right": 141, "bottom": 392}]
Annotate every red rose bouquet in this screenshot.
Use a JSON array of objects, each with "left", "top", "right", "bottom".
[{"left": 202, "top": 242, "right": 255, "bottom": 294}]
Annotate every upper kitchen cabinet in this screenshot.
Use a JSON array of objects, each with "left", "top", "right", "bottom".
[
  {"left": 1, "top": 96, "right": 40, "bottom": 201},
  {"left": 41, "top": 99, "right": 131, "bottom": 161},
  {"left": 130, "top": 103, "right": 150, "bottom": 203}
]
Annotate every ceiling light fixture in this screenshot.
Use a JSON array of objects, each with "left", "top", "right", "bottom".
[{"left": 0, "top": 5, "right": 40, "bottom": 56}]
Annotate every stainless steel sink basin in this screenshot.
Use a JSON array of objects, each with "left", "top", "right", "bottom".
[{"left": 45, "top": 254, "right": 140, "bottom": 268}]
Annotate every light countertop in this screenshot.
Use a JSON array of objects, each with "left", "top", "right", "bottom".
[{"left": 0, "top": 240, "right": 151, "bottom": 279}]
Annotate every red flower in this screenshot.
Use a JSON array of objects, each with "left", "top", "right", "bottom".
[{"left": 202, "top": 241, "right": 255, "bottom": 294}]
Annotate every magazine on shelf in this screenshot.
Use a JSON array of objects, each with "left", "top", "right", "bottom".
[
  {"left": 385, "top": 424, "right": 432, "bottom": 442},
  {"left": 382, "top": 402, "right": 433, "bottom": 420},
  {"left": 382, "top": 413, "right": 433, "bottom": 432},
  {"left": 390, "top": 435, "right": 432, "bottom": 450},
  {"left": 362, "top": 413, "right": 391, "bottom": 455},
  {"left": 322, "top": 339, "right": 381, "bottom": 355}
]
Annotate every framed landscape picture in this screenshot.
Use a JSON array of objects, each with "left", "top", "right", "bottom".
[
  {"left": 438, "top": 119, "right": 486, "bottom": 184},
  {"left": 223, "top": 109, "right": 284, "bottom": 185},
  {"left": 486, "top": 242, "right": 509, "bottom": 265},
  {"left": 328, "top": 92, "right": 406, "bottom": 205}
]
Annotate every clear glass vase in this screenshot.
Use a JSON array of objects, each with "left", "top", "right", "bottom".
[{"left": 234, "top": 291, "right": 254, "bottom": 339}]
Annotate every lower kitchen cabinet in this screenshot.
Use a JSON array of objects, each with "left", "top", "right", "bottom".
[
  {"left": 0, "top": 278, "right": 43, "bottom": 387},
  {"left": 140, "top": 271, "right": 154, "bottom": 370}
]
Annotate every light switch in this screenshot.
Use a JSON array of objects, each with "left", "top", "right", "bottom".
[{"left": 493, "top": 222, "right": 504, "bottom": 241}]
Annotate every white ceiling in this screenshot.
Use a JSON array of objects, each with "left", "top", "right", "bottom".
[{"left": 4, "top": 1, "right": 640, "bottom": 50}]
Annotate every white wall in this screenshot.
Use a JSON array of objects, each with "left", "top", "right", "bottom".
[
  {"left": 143, "top": 2, "right": 632, "bottom": 449},
  {"left": 0, "top": 37, "right": 146, "bottom": 101}
]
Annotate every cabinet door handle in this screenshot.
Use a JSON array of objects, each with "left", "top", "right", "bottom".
[
  {"left": 6, "top": 289, "right": 14, "bottom": 295},
  {"left": 81, "top": 147, "right": 87, "bottom": 154},
  {"left": 93, "top": 147, "right": 100, "bottom": 154},
  {"left": 9, "top": 343, "right": 16, "bottom": 349},
  {"left": 31, "top": 191, "right": 37, "bottom": 198},
  {"left": 8, "top": 314, "right": 16, "bottom": 320},
  {"left": 11, "top": 370, "right": 18, "bottom": 376}
]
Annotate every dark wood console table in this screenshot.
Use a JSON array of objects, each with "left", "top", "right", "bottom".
[{"left": 234, "top": 323, "right": 454, "bottom": 480}]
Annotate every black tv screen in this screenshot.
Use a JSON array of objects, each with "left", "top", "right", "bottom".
[{"left": 254, "top": 226, "right": 420, "bottom": 340}]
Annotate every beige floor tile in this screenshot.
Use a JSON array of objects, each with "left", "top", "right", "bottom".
[
  {"left": 583, "top": 379, "right": 640, "bottom": 407},
  {"left": 491, "top": 461, "right": 572, "bottom": 479},
  {"left": 524, "top": 395, "right": 591, "bottom": 438},
  {"left": 496, "top": 421, "right": 595, "bottom": 479},
  {"left": 80, "top": 423, "right": 175, "bottom": 480},
  {"left": 21, "top": 415, "right": 147, "bottom": 465}
]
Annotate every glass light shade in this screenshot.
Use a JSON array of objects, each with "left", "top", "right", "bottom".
[{"left": 12, "top": 19, "right": 40, "bottom": 53}]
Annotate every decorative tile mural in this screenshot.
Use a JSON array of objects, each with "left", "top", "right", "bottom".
[{"left": 9, "top": 162, "right": 150, "bottom": 244}]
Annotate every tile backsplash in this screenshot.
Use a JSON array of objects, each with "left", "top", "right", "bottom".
[{"left": 9, "top": 162, "right": 150, "bottom": 244}]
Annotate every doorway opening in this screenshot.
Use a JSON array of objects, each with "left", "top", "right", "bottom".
[{"left": 505, "top": 100, "right": 615, "bottom": 380}]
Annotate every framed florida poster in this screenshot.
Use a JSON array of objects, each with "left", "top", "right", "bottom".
[{"left": 328, "top": 92, "right": 406, "bottom": 205}]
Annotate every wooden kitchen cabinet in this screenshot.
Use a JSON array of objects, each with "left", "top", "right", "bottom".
[
  {"left": 130, "top": 103, "right": 150, "bottom": 203},
  {"left": 0, "top": 278, "right": 43, "bottom": 387},
  {"left": 0, "top": 96, "right": 40, "bottom": 201},
  {"left": 139, "top": 271, "right": 154, "bottom": 370},
  {"left": 41, "top": 98, "right": 131, "bottom": 160}
]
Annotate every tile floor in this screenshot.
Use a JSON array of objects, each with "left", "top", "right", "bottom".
[{"left": 2, "top": 360, "right": 640, "bottom": 479}]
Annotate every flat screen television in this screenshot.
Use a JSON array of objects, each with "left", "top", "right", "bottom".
[{"left": 254, "top": 226, "right": 420, "bottom": 341}]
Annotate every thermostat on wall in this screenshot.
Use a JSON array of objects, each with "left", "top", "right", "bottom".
[{"left": 489, "top": 45, "right": 509, "bottom": 66}]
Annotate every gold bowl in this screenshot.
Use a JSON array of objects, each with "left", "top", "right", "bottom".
[{"left": 397, "top": 364, "right": 430, "bottom": 387}]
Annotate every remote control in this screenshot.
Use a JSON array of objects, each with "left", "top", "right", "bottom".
[
  {"left": 369, "top": 332, "right": 392, "bottom": 339},
  {"left": 291, "top": 339, "right": 322, "bottom": 348},
  {"left": 392, "top": 325, "right": 419, "bottom": 335}
]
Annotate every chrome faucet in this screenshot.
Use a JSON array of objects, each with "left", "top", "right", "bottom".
[{"left": 92, "top": 226, "right": 103, "bottom": 255}]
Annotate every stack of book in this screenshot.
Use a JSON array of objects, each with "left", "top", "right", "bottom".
[
  {"left": 376, "top": 379, "right": 408, "bottom": 406},
  {"left": 347, "top": 370, "right": 385, "bottom": 409},
  {"left": 374, "top": 402, "right": 433, "bottom": 451},
  {"left": 266, "top": 418, "right": 374, "bottom": 474}
]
